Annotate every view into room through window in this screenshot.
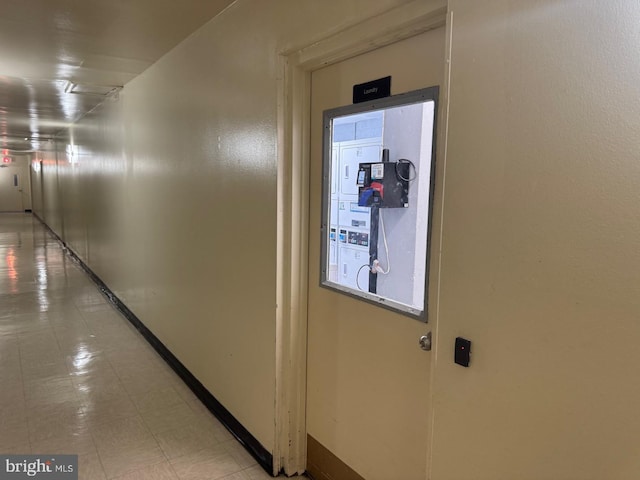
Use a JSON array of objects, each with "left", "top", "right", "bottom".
[{"left": 320, "top": 87, "right": 438, "bottom": 319}]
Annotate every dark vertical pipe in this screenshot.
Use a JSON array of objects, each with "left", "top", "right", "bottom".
[{"left": 368, "top": 206, "right": 379, "bottom": 294}]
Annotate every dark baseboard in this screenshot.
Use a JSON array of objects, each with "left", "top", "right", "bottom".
[
  {"left": 307, "top": 435, "right": 365, "bottom": 480},
  {"left": 32, "top": 212, "right": 275, "bottom": 476}
]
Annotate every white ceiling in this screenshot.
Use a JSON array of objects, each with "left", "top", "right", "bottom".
[{"left": 0, "top": 0, "right": 236, "bottom": 153}]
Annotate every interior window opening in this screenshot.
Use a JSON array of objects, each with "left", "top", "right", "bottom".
[{"left": 320, "top": 87, "right": 438, "bottom": 319}]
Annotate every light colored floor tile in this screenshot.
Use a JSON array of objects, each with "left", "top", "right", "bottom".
[
  {"left": 20, "top": 344, "right": 63, "bottom": 362},
  {"left": 0, "top": 379, "right": 25, "bottom": 404},
  {"left": 139, "top": 398, "right": 202, "bottom": 435},
  {"left": 0, "top": 418, "right": 30, "bottom": 451},
  {"left": 119, "top": 370, "right": 178, "bottom": 398},
  {"left": 99, "top": 335, "right": 149, "bottom": 355},
  {"left": 169, "top": 446, "right": 243, "bottom": 480},
  {"left": 99, "top": 443, "right": 167, "bottom": 479},
  {"left": 0, "top": 401, "right": 27, "bottom": 421},
  {"left": 0, "top": 444, "right": 32, "bottom": 455},
  {"left": 211, "top": 424, "right": 235, "bottom": 444},
  {"left": 169, "top": 378, "right": 202, "bottom": 405},
  {"left": 106, "top": 349, "right": 163, "bottom": 376},
  {"left": 0, "top": 314, "right": 50, "bottom": 335},
  {"left": 217, "top": 468, "right": 282, "bottom": 480},
  {"left": 154, "top": 422, "right": 223, "bottom": 460},
  {"left": 0, "top": 339, "right": 20, "bottom": 358},
  {"left": 58, "top": 335, "right": 103, "bottom": 356},
  {"left": 0, "top": 364, "right": 22, "bottom": 380},
  {"left": 73, "top": 294, "right": 109, "bottom": 309},
  {"left": 131, "top": 386, "right": 184, "bottom": 414},
  {"left": 216, "top": 472, "right": 252, "bottom": 480},
  {"left": 75, "top": 300, "right": 112, "bottom": 313},
  {"left": 90, "top": 415, "right": 156, "bottom": 455},
  {"left": 81, "top": 307, "right": 123, "bottom": 322},
  {"left": 241, "top": 465, "right": 281, "bottom": 479},
  {"left": 31, "top": 429, "right": 97, "bottom": 456},
  {"left": 27, "top": 404, "right": 88, "bottom": 443},
  {"left": 70, "top": 365, "right": 121, "bottom": 390},
  {"left": 81, "top": 392, "right": 140, "bottom": 428},
  {"left": 220, "top": 439, "right": 258, "bottom": 469},
  {"left": 86, "top": 319, "right": 140, "bottom": 339},
  {"left": 21, "top": 361, "right": 69, "bottom": 382},
  {"left": 47, "top": 309, "right": 87, "bottom": 326},
  {"left": 73, "top": 376, "right": 129, "bottom": 404},
  {"left": 19, "top": 332, "right": 60, "bottom": 350},
  {"left": 111, "top": 461, "right": 179, "bottom": 480},
  {"left": 24, "top": 375, "right": 79, "bottom": 407},
  {"left": 186, "top": 403, "right": 235, "bottom": 443},
  {"left": 78, "top": 451, "right": 108, "bottom": 480}
]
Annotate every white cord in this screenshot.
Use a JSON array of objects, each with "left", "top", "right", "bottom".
[{"left": 374, "top": 210, "right": 391, "bottom": 274}]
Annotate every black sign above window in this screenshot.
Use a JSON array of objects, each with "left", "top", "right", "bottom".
[{"left": 352, "top": 76, "right": 391, "bottom": 104}]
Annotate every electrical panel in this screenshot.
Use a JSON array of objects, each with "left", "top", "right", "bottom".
[
  {"left": 354, "top": 149, "right": 412, "bottom": 295},
  {"left": 356, "top": 158, "right": 410, "bottom": 208},
  {"left": 329, "top": 143, "right": 413, "bottom": 296}
]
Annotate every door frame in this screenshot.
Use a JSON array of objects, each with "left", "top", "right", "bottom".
[{"left": 274, "top": 0, "right": 448, "bottom": 475}]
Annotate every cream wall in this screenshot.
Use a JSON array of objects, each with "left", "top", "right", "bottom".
[
  {"left": 28, "top": 0, "right": 640, "bottom": 476},
  {"left": 30, "top": 0, "right": 417, "bottom": 456},
  {"left": 431, "top": 1, "right": 640, "bottom": 479},
  {"left": 39, "top": 147, "right": 64, "bottom": 236},
  {"left": 30, "top": 160, "right": 42, "bottom": 216}
]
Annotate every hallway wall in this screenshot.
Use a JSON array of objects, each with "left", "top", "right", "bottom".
[
  {"left": 430, "top": 1, "right": 640, "bottom": 478},
  {"left": 28, "top": 0, "right": 640, "bottom": 477},
  {"left": 39, "top": 147, "right": 64, "bottom": 237},
  {"left": 29, "top": 0, "right": 420, "bottom": 457}
]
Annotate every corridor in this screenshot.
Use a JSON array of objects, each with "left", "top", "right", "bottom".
[{"left": 0, "top": 213, "right": 272, "bottom": 479}]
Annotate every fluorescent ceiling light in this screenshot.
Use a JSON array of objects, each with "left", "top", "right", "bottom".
[{"left": 65, "top": 82, "right": 122, "bottom": 97}]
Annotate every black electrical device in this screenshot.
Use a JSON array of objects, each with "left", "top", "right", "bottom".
[
  {"left": 355, "top": 148, "right": 412, "bottom": 295},
  {"left": 454, "top": 337, "right": 471, "bottom": 367},
  {"left": 356, "top": 161, "right": 409, "bottom": 208}
]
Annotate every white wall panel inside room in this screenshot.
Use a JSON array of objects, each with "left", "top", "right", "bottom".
[{"left": 31, "top": 0, "right": 418, "bottom": 458}]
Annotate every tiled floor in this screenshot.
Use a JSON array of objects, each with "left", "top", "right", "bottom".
[{"left": 0, "top": 213, "right": 277, "bottom": 479}]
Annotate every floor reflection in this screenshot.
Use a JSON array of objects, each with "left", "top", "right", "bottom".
[{"left": 0, "top": 213, "right": 278, "bottom": 480}]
